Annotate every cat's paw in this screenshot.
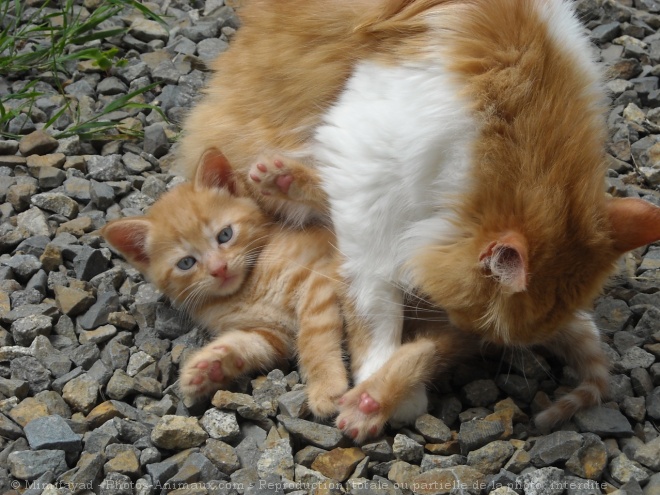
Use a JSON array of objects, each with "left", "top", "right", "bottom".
[
  {"left": 389, "top": 384, "right": 428, "bottom": 428},
  {"left": 306, "top": 379, "right": 348, "bottom": 419},
  {"left": 179, "top": 345, "right": 245, "bottom": 400},
  {"left": 248, "top": 156, "right": 299, "bottom": 199},
  {"left": 336, "top": 385, "right": 388, "bottom": 443}
]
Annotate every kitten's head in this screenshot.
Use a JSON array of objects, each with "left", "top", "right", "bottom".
[
  {"left": 414, "top": 196, "right": 660, "bottom": 345},
  {"left": 102, "top": 150, "right": 271, "bottom": 309}
]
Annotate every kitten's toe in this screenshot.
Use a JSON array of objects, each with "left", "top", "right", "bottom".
[
  {"left": 336, "top": 386, "right": 387, "bottom": 443},
  {"left": 307, "top": 381, "right": 348, "bottom": 419},
  {"left": 248, "top": 156, "right": 297, "bottom": 197}
]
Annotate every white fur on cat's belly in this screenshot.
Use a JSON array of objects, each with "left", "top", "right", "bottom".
[{"left": 315, "top": 60, "right": 476, "bottom": 381}]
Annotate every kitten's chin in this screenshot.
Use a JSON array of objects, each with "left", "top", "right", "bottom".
[{"left": 213, "top": 274, "right": 243, "bottom": 296}]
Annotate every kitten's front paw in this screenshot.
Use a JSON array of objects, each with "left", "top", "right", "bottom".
[
  {"left": 336, "top": 385, "right": 388, "bottom": 443},
  {"left": 179, "top": 345, "right": 245, "bottom": 400},
  {"left": 307, "top": 379, "right": 348, "bottom": 419},
  {"left": 248, "top": 156, "right": 299, "bottom": 199}
]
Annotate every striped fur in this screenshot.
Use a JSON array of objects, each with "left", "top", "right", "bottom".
[{"left": 101, "top": 153, "right": 348, "bottom": 418}]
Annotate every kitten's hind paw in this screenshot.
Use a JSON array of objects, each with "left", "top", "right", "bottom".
[
  {"left": 179, "top": 345, "right": 244, "bottom": 401},
  {"left": 249, "top": 155, "right": 299, "bottom": 199},
  {"left": 336, "top": 386, "right": 388, "bottom": 443}
]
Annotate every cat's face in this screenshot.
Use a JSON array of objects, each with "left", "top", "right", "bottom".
[
  {"left": 413, "top": 197, "right": 660, "bottom": 345},
  {"left": 102, "top": 150, "right": 271, "bottom": 309}
]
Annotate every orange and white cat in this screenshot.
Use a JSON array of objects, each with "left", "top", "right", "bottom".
[
  {"left": 177, "top": 0, "right": 660, "bottom": 441},
  {"left": 101, "top": 151, "right": 348, "bottom": 418}
]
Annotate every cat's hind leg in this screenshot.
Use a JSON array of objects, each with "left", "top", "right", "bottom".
[
  {"left": 179, "top": 328, "right": 291, "bottom": 402},
  {"left": 534, "top": 312, "right": 610, "bottom": 429}
]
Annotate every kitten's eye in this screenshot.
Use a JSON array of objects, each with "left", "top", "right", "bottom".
[
  {"left": 177, "top": 256, "right": 196, "bottom": 270},
  {"left": 217, "top": 226, "right": 233, "bottom": 244}
]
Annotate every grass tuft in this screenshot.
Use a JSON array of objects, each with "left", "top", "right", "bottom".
[{"left": 0, "top": 0, "right": 169, "bottom": 141}]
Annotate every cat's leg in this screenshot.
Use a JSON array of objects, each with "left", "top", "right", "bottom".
[
  {"left": 179, "top": 328, "right": 292, "bottom": 401},
  {"left": 535, "top": 312, "right": 610, "bottom": 429},
  {"left": 248, "top": 155, "right": 328, "bottom": 214},
  {"left": 296, "top": 272, "right": 349, "bottom": 418},
  {"left": 337, "top": 325, "right": 466, "bottom": 442}
]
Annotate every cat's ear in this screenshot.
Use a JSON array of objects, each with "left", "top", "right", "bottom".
[
  {"left": 479, "top": 232, "right": 528, "bottom": 293},
  {"left": 607, "top": 197, "right": 660, "bottom": 253},
  {"left": 101, "top": 218, "right": 151, "bottom": 268},
  {"left": 195, "top": 148, "right": 238, "bottom": 195}
]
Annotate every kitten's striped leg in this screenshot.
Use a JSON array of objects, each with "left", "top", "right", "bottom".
[
  {"left": 535, "top": 312, "right": 610, "bottom": 429},
  {"left": 179, "top": 328, "right": 292, "bottom": 402},
  {"left": 296, "top": 272, "right": 349, "bottom": 418}
]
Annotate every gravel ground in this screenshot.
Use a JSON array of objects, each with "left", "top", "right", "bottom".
[{"left": 0, "top": 0, "right": 660, "bottom": 494}]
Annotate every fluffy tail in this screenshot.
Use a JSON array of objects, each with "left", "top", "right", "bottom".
[{"left": 534, "top": 313, "right": 610, "bottom": 429}]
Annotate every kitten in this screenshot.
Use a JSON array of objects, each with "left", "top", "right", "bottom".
[
  {"left": 176, "top": 0, "right": 660, "bottom": 441},
  {"left": 101, "top": 150, "right": 348, "bottom": 418}
]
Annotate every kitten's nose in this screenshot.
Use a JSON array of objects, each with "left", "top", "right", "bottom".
[{"left": 210, "top": 263, "right": 228, "bottom": 279}]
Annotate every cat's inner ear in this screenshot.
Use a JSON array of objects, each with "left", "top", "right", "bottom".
[
  {"left": 102, "top": 219, "right": 151, "bottom": 266},
  {"left": 607, "top": 197, "right": 660, "bottom": 253},
  {"left": 196, "top": 148, "right": 238, "bottom": 194},
  {"left": 479, "top": 232, "right": 528, "bottom": 293}
]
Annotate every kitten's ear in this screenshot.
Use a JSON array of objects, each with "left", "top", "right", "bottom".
[
  {"left": 607, "top": 197, "right": 660, "bottom": 253},
  {"left": 479, "top": 232, "right": 528, "bottom": 293},
  {"left": 101, "top": 218, "right": 151, "bottom": 268},
  {"left": 195, "top": 148, "right": 238, "bottom": 195}
]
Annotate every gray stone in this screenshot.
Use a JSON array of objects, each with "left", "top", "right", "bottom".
[
  {"left": 257, "top": 438, "right": 294, "bottom": 480},
  {"left": 64, "top": 79, "right": 96, "bottom": 98},
  {"left": 362, "top": 438, "right": 394, "bottom": 462},
  {"left": 151, "top": 414, "right": 208, "bottom": 450},
  {"left": 11, "top": 355, "right": 51, "bottom": 394},
  {"left": 647, "top": 387, "right": 660, "bottom": 420},
  {"left": 8, "top": 449, "right": 68, "bottom": 480},
  {"left": 200, "top": 408, "right": 241, "bottom": 442},
  {"left": 70, "top": 342, "right": 101, "bottom": 369},
  {"left": 78, "top": 290, "right": 119, "bottom": 329},
  {"left": 101, "top": 339, "right": 130, "bottom": 370},
  {"left": 31, "top": 192, "right": 78, "bottom": 219},
  {"left": 64, "top": 177, "right": 91, "bottom": 202},
  {"left": 496, "top": 374, "right": 539, "bottom": 403},
  {"left": 3, "top": 254, "right": 42, "bottom": 283},
  {"left": 634, "top": 436, "right": 660, "bottom": 470},
  {"left": 610, "top": 453, "right": 650, "bottom": 484},
  {"left": 143, "top": 124, "right": 169, "bottom": 158},
  {"left": 10, "top": 314, "right": 52, "bottom": 346},
  {"left": 529, "top": 431, "right": 584, "bottom": 467},
  {"left": 62, "top": 373, "right": 98, "bottom": 414},
  {"left": 0, "top": 412, "right": 24, "bottom": 439},
  {"left": 616, "top": 346, "right": 656, "bottom": 371},
  {"left": 100, "top": 472, "right": 133, "bottom": 495},
  {"left": 415, "top": 414, "right": 452, "bottom": 443},
  {"left": 87, "top": 154, "right": 126, "bottom": 181},
  {"left": 97, "top": 76, "right": 128, "bottom": 95},
  {"left": 459, "top": 419, "right": 505, "bottom": 454},
  {"left": 90, "top": 180, "right": 115, "bottom": 210},
  {"left": 594, "top": 297, "right": 632, "bottom": 336},
  {"left": 468, "top": 441, "right": 516, "bottom": 475},
  {"left": 516, "top": 467, "right": 565, "bottom": 495},
  {"left": 574, "top": 407, "right": 633, "bottom": 437},
  {"left": 73, "top": 247, "right": 110, "bottom": 281},
  {"left": 420, "top": 454, "right": 467, "bottom": 472},
  {"left": 202, "top": 438, "right": 241, "bottom": 475},
  {"left": 24, "top": 414, "right": 81, "bottom": 453},
  {"left": 385, "top": 434, "right": 420, "bottom": 466},
  {"left": 197, "top": 38, "right": 229, "bottom": 62},
  {"left": 122, "top": 152, "right": 152, "bottom": 174},
  {"left": 31, "top": 335, "right": 71, "bottom": 378},
  {"left": 277, "top": 389, "right": 308, "bottom": 418},
  {"left": 18, "top": 130, "right": 58, "bottom": 156},
  {"left": 235, "top": 436, "right": 260, "bottom": 470},
  {"left": 59, "top": 451, "right": 104, "bottom": 493},
  {"left": 277, "top": 415, "right": 344, "bottom": 449},
  {"left": 129, "top": 18, "right": 169, "bottom": 43},
  {"left": 462, "top": 379, "right": 499, "bottom": 407}
]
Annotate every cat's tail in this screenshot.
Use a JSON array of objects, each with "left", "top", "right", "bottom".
[{"left": 534, "top": 313, "right": 610, "bottom": 429}]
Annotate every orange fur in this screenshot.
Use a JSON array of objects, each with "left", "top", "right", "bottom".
[
  {"left": 174, "top": 0, "right": 660, "bottom": 435},
  {"left": 101, "top": 154, "right": 348, "bottom": 418}
]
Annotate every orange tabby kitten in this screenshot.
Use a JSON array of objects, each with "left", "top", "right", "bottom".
[
  {"left": 101, "top": 151, "right": 348, "bottom": 417},
  {"left": 176, "top": 0, "right": 660, "bottom": 442}
]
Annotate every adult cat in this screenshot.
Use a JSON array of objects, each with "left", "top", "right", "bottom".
[
  {"left": 102, "top": 151, "right": 348, "bottom": 418},
  {"left": 177, "top": 0, "right": 660, "bottom": 440}
]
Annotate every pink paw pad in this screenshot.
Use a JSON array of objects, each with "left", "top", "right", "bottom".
[
  {"left": 358, "top": 392, "right": 380, "bottom": 414},
  {"left": 208, "top": 362, "right": 224, "bottom": 382},
  {"left": 275, "top": 174, "right": 294, "bottom": 194}
]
